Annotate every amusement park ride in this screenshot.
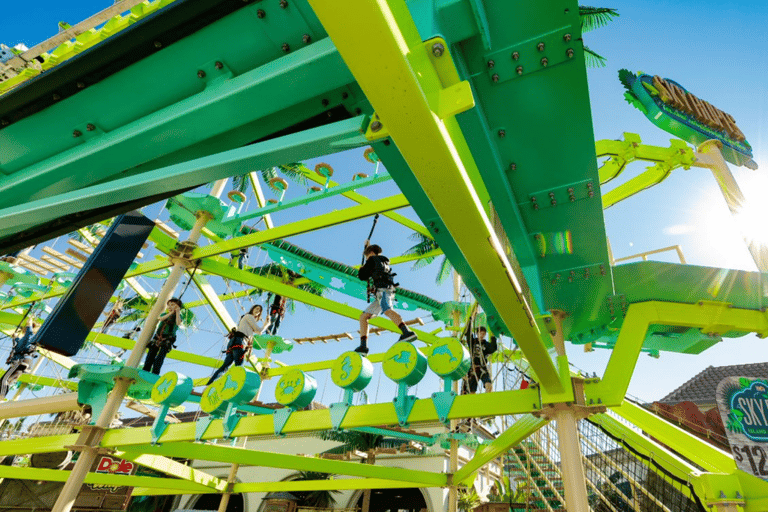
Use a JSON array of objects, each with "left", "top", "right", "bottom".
[{"left": 0, "top": 1, "right": 766, "bottom": 512}]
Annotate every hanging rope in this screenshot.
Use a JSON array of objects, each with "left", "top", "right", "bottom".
[{"left": 177, "top": 259, "right": 201, "bottom": 301}]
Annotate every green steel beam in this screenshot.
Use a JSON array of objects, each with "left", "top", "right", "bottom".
[
  {"left": 85, "top": 331, "right": 223, "bottom": 369},
  {"left": 192, "top": 274, "right": 236, "bottom": 331},
  {"left": 0, "top": 433, "right": 82, "bottom": 456},
  {"left": 116, "top": 451, "right": 227, "bottom": 492},
  {"left": 0, "top": 465, "right": 211, "bottom": 493},
  {"left": 588, "top": 301, "right": 768, "bottom": 406},
  {"left": 453, "top": 414, "right": 548, "bottom": 484},
  {"left": 129, "top": 442, "right": 446, "bottom": 486},
  {"left": 308, "top": 0, "right": 562, "bottom": 394},
  {"left": 0, "top": 116, "right": 369, "bottom": 239},
  {"left": 232, "top": 478, "right": 429, "bottom": 494},
  {"left": 199, "top": 257, "right": 439, "bottom": 347},
  {"left": 192, "top": 193, "right": 410, "bottom": 259},
  {"left": 102, "top": 388, "right": 541, "bottom": 448},
  {"left": 18, "top": 373, "right": 78, "bottom": 391},
  {"left": 611, "top": 400, "right": 736, "bottom": 475},
  {"left": 303, "top": 166, "right": 431, "bottom": 238}
]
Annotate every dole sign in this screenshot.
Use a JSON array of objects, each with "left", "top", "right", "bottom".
[{"left": 620, "top": 69, "right": 755, "bottom": 169}]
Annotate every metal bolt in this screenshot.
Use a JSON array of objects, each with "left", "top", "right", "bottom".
[
  {"left": 432, "top": 42, "right": 445, "bottom": 57},
  {"left": 564, "top": 33, "right": 572, "bottom": 42},
  {"left": 510, "top": 162, "right": 517, "bottom": 171},
  {"left": 516, "top": 65, "right": 523, "bottom": 75},
  {"left": 256, "top": 9, "right": 266, "bottom": 18},
  {"left": 544, "top": 316, "right": 551, "bottom": 323},
  {"left": 154, "top": 40, "right": 163, "bottom": 48},
  {"left": 72, "top": 129, "right": 82, "bottom": 138},
  {"left": 321, "top": 98, "right": 330, "bottom": 107},
  {"left": 566, "top": 48, "right": 574, "bottom": 58},
  {"left": 370, "top": 121, "right": 383, "bottom": 132},
  {"left": 279, "top": 0, "right": 288, "bottom": 7},
  {"left": 492, "top": 73, "right": 499, "bottom": 83},
  {"left": 537, "top": 42, "right": 545, "bottom": 52},
  {"left": 487, "top": 60, "right": 495, "bottom": 69},
  {"left": 383, "top": 139, "right": 391, "bottom": 146},
  {"left": 511, "top": 51, "right": 519, "bottom": 60},
  {"left": 498, "top": 129, "right": 506, "bottom": 138},
  {"left": 0, "top": 119, "right": 8, "bottom": 127},
  {"left": 342, "top": 92, "right": 349, "bottom": 100},
  {"left": 302, "top": 34, "right": 311, "bottom": 44},
  {"left": 354, "top": 107, "right": 362, "bottom": 115},
  {"left": 52, "top": 93, "right": 61, "bottom": 101},
  {"left": 541, "top": 57, "right": 548, "bottom": 67},
  {"left": 282, "top": 43, "right": 290, "bottom": 53},
  {"left": 76, "top": 81, "right": 85, "bottom": 89},
  {"left": 197, "top": 70, "right": 206, "bottom": 78},
  {"left": 86, "top": 123, "right": 96, "bottom": 131},
  {"left": 215, "top": 61, "right": 224, "bottom": 70}
]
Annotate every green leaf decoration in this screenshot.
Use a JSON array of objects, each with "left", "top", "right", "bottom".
[
  {"left": 579, "top": 5, "right": 619, "bottom": 33},
  {"left": 740, "top": 377, "right": 752, "bottom": 388}
]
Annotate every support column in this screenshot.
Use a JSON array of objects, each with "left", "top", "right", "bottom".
[
  {"left": 51, "top": 209, "right": 213, "bottom": 512},
  {"left": 554, "top": 409, "right": 590, "bottom": 512},
  {"left": 447, "top": 270, "right": 462, "bottom": 512}
]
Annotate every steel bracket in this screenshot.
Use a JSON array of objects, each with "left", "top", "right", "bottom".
[
  {"left": 273, "top": 406, "right": 294, "bottom": 437},
  {"left": 329, "top": 389, "right": 355, "bottom": 430}
]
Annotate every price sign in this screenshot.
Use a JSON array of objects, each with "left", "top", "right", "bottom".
[{"left": 716, "top": 376, "right": 768, "bottom": 480}]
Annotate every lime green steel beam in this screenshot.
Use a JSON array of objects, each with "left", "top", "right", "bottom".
[
  {"left": 193, "top": 193, "right": 410, "bottom": 259},
  {"left": 453, "top": 414, "right": 548, "bottom": 484},
  {"left": 116, "top": 451, "right": 227, "bottom": 492},
  {"left": 128, "top": 442, "right": 446, "bottom": 486},
  {"left": 303, "top": 166, "right": 431, "bottom": 238},
  {"left": 199, "top": 257, "right": 440, "bottom": 347},
  {"left": 85, "top": 331, "right": 223, "bottom": 368},
  {"left": 0, "top": 465, "right": 211, "bottom": 493},
  {"left": 102, "top": 388, "right": 541, "bottom": 448},
  {"left": 613, "top": 400, "right": 736, "bottom": 474},
  {"left": 0, "top": 433, "right": 80, "bottom": 456},
  {"left": 232, "top": 478, "right": 429, "bottom": 494},
  {"left": 306, "top": 0, "right": 561, "bottom": 394},
  {"left": 18, "top": 373, "right": 78, "bottom": 391},
  {"left": 588, "top": 301, "right": 768, "bottom": 406},
  {"left": 192, "top": 274, "right": 236, "bottom": 331}
]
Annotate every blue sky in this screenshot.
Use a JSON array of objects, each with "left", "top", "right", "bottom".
[{"left": 1, "top": 0, "right": 767, "bottom": 411}]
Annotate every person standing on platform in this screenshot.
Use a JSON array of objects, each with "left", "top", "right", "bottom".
[
  {"left": 208, "top": 305, "right": 269, "bottom": 384},
  {"left": 142, "top": 298, "right": 183, "bottom": 375}
]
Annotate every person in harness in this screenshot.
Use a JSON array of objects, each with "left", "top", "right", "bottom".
[
  {"left": 0, "top": 318, "right": 39, "bottom": 399},
  {"left": 462, "top": 326, "right": 498, "bottom": 394},
  {"left": 266, "top": 294, "right": 287, "bottom": 336},
  {"left": 207, "top": 304, "right": 270, "bottom": 384},
  {"left": 142, "top": 298, "right": 183, "bottom": 375},
  {"left": 355, "top": 243, "right": 417, "bottom": 355}
]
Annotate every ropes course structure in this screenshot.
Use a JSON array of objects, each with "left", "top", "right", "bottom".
[{"left": 0, "top": 1, "right": 765, "bottom": 512}]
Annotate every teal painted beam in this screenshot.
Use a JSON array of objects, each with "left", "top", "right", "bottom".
[
  {"left": 0, "top": 36, "right": 354, "bottom": 211},
  {"left": 0, "top": 117, "right": 369, "bottom": 238}
]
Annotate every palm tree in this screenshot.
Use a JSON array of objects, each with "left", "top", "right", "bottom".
[
  {"left": 579, "top": 6, "right": 619, "bottom": 67},
  {"left": 458, "top": 487, "right": 482, "bottom": 512},
  {"left": 249, "top": 262, "right": 330, "bottom": 313},
  {"left": 402, "top": 232, "right": 453, "bottom": 285},
  {"left": 317, "top": 431, "right": 424, "bottom": 512},
  {"left": 291, "top": 471, "right": 340, "bottom": 509}
]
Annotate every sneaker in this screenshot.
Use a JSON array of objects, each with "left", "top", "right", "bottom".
[
  {"left": 354, "top": 344, "right": 369, "bottom": 355},
  {"left": 398, "top": 331, "right": 417, "bottom": 343}
]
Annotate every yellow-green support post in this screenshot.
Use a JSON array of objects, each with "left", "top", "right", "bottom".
[{"left": 51, "top": 208, "right": 214, "bottom": 512}]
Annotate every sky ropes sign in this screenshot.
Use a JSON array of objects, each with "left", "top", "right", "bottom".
[
  {"left": 620, "top": 70, "right": 756, "bottom": 169},
  {"left": 717, "top": 376, "right": 768, "bottom": 480}
]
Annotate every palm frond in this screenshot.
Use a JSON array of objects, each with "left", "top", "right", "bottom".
[
  {"left": 277, "top": 163, "right": 310, "bottom": 186},
  {"left": 403, "top": 233, "right": 440, "bottom": 270},
  {"left": 317, "top": 431, "right": 383, "bottom": 452},
  {"left": 579, "top": 6, "right": 619, "bottom": 33},
  {"left": 231, "top": 174, "right": 250, "bottom": 194},
  {"left": 583, "top": 45, "right": 608, "bottom": 68},
  {"left": 435, "top": 256, "right": 454, "bottom": 285},
  {"left": 259, "top": 167, "right": 279, "bottom": 192}
]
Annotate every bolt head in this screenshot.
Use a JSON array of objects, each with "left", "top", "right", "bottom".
[
  {"left": 197, "top": 70, "right": 206, "bottom": 78},
  {"left": 487, "top": 60, "right": 495, "bottom": 69},
  {"left": 511, "top": 51, "right": 519, "bottom": 60},
  {"left": 541, "top": 57, "right": 548, "bottom": 67},
  {"left": 72, "top": 129, "right": 82, "bottom": 138},
  {"left": 215, "top": 61, "right": 224, "bottom": 70},
  {"left": 86, "top": 123, "right": 96, "bottom": 131},
  {"left": 510, "top": 162, "right": 517, "bottom": 171},
  {"left": 564, "top": 33, "right": 572, "bottom": 42},
  {"left": 0, "top": 119, "right": 8, "bottom": 127},
  {"left": 498, "top": 129, "right": 506, "bottom": 138},
  {"left": 279, "top": 0, "right": 288, "bottom": 7},
  {"left": 52, "top": 93, "right": 61, "bottom": 101},
  {"left": 76, "top": 81, "right": 85, "bottom": 89},
  {"left": 516, "top": 65, "right": 523, "bottom": 75},
  {"left": 370, "top": 121, "right": 383, "bottom": 132},
  {"left": 537, "top": 42, "right": 545, "bottom": 52},
  {"left": 432, "top": 42, "right": 445, "bottom": 57},
  {"left": 492, "top": 73, "right": 499, "bottom": 83},
  {"left": 566, "top": 48, "right": 574, "bottom": 58},
  {"left": 281, "top": 43, "right": 290, "bottom": 53},
  {"left": 154, "top": 40, "right": 163, "bottom": 48},
  {"left": 256, "top": 8, "right": 266, "bottom": 18},
  {"left": 302, "top": 33, "right": 311, "bottom": 44}
]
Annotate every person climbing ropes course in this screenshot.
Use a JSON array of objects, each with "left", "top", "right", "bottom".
[
  {"left": 208, "top": 304, "right": 270, "bottom": 384},
  {"left": 142, "top": 298, "right": 183, "bottom": 375},
  {"left": 0, "top": 318, "right": 39, "bottom": 399}
]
